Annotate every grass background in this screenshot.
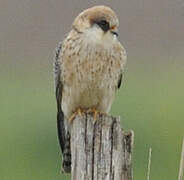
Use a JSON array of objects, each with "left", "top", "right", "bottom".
[
  {"left": 0, "top": 0, "right": 184, "bottom": 179},
  {"left": 0, "top": 58, "right": 183, "bottom": 180}
]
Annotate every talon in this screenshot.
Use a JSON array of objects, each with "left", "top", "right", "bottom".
[
  {"left": 68, "top": 112, "right": 77, "bottom": 124},
  {"left": 93, "top": 110, "right": 98, "bottom": 122},
  {"left": 87, "top": 108, "right": 99, "bottom": 122},
  {"left": 68, "top": 108, "right": 83, "bottom": 124},
  {"left": 77, "top": 108, "right": 83, "bottom": 117}
]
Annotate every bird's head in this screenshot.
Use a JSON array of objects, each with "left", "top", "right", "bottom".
[{"left": 72, "top": 6, "right": 119, "bottom": 46}]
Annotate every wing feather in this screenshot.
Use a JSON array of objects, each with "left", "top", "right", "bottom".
[
  {"left": 54, "top": 42, "right": 66, "bottom": 153},
  {"left": 117, "top": 73, "right": 122, "bottom": 89}
]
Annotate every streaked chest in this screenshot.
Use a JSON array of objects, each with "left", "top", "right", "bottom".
[{"left": 60, "top": 33, "right": 124, "bottom": 87}]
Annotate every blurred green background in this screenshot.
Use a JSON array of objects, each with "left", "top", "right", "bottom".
[{"left": 0, "top": 0, "right": 184, "bottom": 180}]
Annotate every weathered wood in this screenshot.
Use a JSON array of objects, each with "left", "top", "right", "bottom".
[
  {"left": 178, "top": 138, "right": 184, "bottom": 180},
  {"left": 70, "top": 112, "right": 134, "bottom": 180}
]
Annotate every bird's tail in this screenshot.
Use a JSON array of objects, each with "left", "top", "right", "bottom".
[
  {"left": 62, "top": 132, "right": 71, "bottom": 173},
  {"left": 57, "top": 111, "right": 71, "bottom": 173}
]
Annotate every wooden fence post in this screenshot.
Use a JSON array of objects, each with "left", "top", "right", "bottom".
[{"left": 70, "top": 112, "right": 134, "bottom": 180}]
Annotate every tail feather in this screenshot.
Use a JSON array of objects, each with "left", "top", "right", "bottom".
[
  {"left": 62, "top": 132, "right": 71, "bottom": 173},
  {"left": 57, "top": 111, "right": 65, "bottom": 153},
  {"left": 57, "top": 111, "right": 71, "bottom": 173}
]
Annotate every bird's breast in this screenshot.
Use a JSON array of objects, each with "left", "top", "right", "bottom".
[
  {"left": 61, "top": 33, "right": 125, "bottom": 117},
  {"left": 61, "top": 51, "right": 120, "bottom": 118}
]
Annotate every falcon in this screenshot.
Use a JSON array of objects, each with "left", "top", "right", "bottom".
[{"left": 54, "top": 5, "right": 127, "bottom": 173}]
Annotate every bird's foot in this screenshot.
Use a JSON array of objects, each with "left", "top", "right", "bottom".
[
  {"left": 68, "top": 108, "right": 83, "bottom": 124},
  {"left": 86, "top": 108, "right": 107, "bottom": 123}
]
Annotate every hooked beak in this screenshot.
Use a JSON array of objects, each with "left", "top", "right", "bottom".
[
  {"left": 111, "top": 31, "right": 118, "bottom": 36},
  {"left": 110, "top": 26, "right": 118, "bottom": 36}
]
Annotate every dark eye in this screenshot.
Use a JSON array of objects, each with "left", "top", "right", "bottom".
[{"left": 96, "top": 20, "right": 110, "bottom": 32}]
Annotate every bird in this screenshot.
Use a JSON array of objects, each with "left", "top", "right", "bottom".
[{"left": 53, "top": 5, "right": 127, "bottom": 173}]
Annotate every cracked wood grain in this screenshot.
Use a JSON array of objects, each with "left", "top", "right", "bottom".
[{"left": 70, "top": 113, "right": 134, "bottom": 180}]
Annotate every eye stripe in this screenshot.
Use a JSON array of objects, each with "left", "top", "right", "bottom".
[{"left": 95, "top": 20, "right": 110, "bottom": 32}]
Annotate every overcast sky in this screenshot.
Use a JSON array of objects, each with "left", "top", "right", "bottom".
[{"left": 0, "top": 0, "right": 184, "bottom": 66}]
